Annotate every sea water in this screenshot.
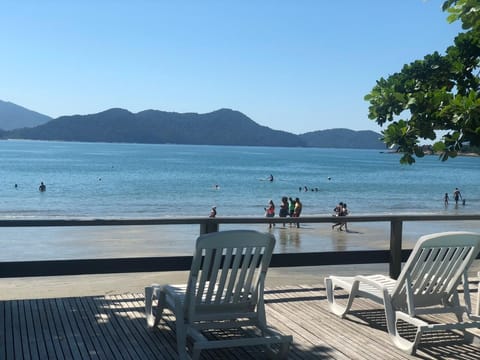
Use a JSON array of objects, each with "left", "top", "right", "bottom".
[
  {"left": 1, "top": 139, "right": 479, "bottom": 219},
  {"left": 1, "top": 140, "right": 480, "bottom": 261}
]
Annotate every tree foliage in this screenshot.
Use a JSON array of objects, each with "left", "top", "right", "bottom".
[{"left": 365, "top": 0, "right": 480, "bottom": 164}]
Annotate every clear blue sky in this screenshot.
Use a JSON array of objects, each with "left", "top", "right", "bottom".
[{"left": 0, "top": 0, "right": 462, "bottom": 134}]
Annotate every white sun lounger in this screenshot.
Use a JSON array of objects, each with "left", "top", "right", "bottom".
[
  {"left": 145, "top": 230, "right": 292, "bottom": 359},
  {"left": 325, "top": 231, "right": 480, "bottom": 354}
]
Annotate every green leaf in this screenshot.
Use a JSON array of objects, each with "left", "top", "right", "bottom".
[{"left": 432, "top": 141, "right": 446, "bottom": 152}]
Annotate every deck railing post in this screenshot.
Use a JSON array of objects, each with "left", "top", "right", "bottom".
[
  {"left": 389, "top": 220, "right": 403, "bottom": 279},
  {"left": 200, "top": 220, "right": 219, "bottom": 235}
]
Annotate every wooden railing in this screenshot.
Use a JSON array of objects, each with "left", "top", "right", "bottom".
[{"left": 1, "top": 214, "right": 479, "bottom": 280}]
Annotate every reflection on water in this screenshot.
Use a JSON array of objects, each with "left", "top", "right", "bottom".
[
  {"left": 277, "top": 228, "right": 301, "bottom": 252},
  {"left": 331, "top": 231, "right": 349, "bottom": 252}
]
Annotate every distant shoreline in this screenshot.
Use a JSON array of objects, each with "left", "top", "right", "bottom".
[{"left": 381, "top": 149, "right": 480, "bottom": 158}]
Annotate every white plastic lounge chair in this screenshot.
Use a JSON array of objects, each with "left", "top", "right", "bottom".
[
  {"left": 145, "top": 230, "right": 292, "bottom": 359},
  {"left": 325, "top": 231, "right": 480, "bottom": 354}
]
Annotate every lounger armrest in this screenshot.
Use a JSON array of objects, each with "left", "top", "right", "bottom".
[{"left": 354, "top": 275, "right": 391, "bottom": 292}]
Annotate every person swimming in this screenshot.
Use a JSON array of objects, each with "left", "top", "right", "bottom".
[{"left": 39, "top": 182, "right": 46, "bottom": 192}]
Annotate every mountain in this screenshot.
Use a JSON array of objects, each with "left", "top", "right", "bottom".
[
  {"left": 7, "top": 108, "right": 305, "bottom": 147},
  {"left": 1, "top": 103, "right": 385, "bottom": 149},
  {"left": 299, "top": 128, "right": 385, "bottom": 149},
  {"left": 0, "top": 100, "right": 52, "bottom": 130}
]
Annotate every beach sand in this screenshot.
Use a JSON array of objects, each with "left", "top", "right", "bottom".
[{"left": 1, "top": 220, "right": 479, "bottom": 300}]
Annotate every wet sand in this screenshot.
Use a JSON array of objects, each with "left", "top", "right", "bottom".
[{"left": 1, "top": 220, "right": 479, "bottom": 300}]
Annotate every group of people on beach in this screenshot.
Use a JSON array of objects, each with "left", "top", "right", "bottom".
[
  {"left": 265, "top": 197, "right": 302, "bottom": 228},
  {"left": 444, "top": 187, "right": 465, "bottom": 207},
  {"left": 332, "top": 202, "right": 349, "bottom": 231}
]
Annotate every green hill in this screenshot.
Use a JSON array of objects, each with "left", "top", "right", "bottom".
[
  {"left": 0, "top": 100, "right": 52, "bottom": 130},
  {"left": 299, "top": 128, "right": 385, "bottom": 149},
  {"left": 2, "top": 103, "right": 385, "bottom": 149}
]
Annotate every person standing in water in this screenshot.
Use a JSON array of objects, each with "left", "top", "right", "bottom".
[
  {"left": 264, "top": 200, "right": 275, "bottom": 228},
  {"left": 279, "top": 196, "right": 289, "bottom": 227},
  {"left": 293, "top": 197, "right": 302, "bottom": 228},
  {"left": 339, "top": 203, "right": 349, "bottom": 231},
  {"left": 332, "top": 202, "right": 344, "bottom": 230},
  {"left": 39, "top": 182, "right": 46, "bottom": 192},
  {"left": 453, "top": 188, "right": 462, "bottom": 205},
  {"left": 288, "top": 197, "right": 295, "bottom": 218}
]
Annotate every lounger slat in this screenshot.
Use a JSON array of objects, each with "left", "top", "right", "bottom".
[
  {"left": 196, "top": 248, "right": 213, "bottom": 304},
  {"left": 243, "top": 247, "right": 263, "bottom": 301},
  {"left": 233, "top": 246, "right": 254, "bottom": 302},
  {"left": 205, "top": 248, "right": 223, "bottom": 303},
  {"left": 224, "top": 248, "right": 243, "bottom": 303},
  {"left": 214, "top": 248, "right": 233, "bottom": 304}
]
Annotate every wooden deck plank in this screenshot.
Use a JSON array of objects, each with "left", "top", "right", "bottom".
[
  {"left": 1, "top": 283, "right": 479, "bottom": 359},
  {"left": 36, "top": 298, "right": 59, "bottom": 359},
  {"left": 60, "top": 297, "right": 99, "bottom": 359},
  {"left": 112, "top": 293, "right": 172, "bottom": 359},
  {"left": 23, "top": 301, "right": 41, "bottom": 359},
  {"left": 3, "top": 300, "right": 14, "bottom": 359},
  {"left": 11, "top": 301, "right": 25, "bottom": 360},
  {"left": 113, "top": 295, "right": 169, "bottom": 360},
  {"left": 82, "top": 295, "right": 130, "bottom": 359},
  {"left": 46, "top": 297, "right": 72, "bottom": 359},
  {"left": 274, "top": 285, "right": 393, "bottom": 359},
  {"left": 73, "top": 295, "right": 112, "bottom": 359},
  {"left": 60, "top": 297, "right": 97, "bottom": 359},
  {"left": 265, "top": 285, "right": 390, "bottom": 360},
  {"left": 0, "top": 301, "right": 5, "bottom": 359},
  {"left": 18, "top": 301, "right": 31, "bottom": 359},
  {"left": 263, "top": 287, "right": 341, "bottom": 359},
  {"left": 55, "top": 298, "right": 87, "bottom": 359},
  {"left": 96, "top": 295, "right": 143, "bottom": 360}
]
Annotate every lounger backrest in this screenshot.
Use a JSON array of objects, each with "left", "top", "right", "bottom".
[
  {"left": 184, "top": 230, "right": 275, "bottom": 321},
  {"left": 391, "top": 232, "right": 480, "bottom": 311}
]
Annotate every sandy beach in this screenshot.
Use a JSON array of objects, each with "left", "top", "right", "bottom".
[{"left": 1, "top": 220, "right": 480, "bottom": 300}]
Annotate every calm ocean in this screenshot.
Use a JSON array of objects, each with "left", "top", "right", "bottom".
[{"left": 1, "top": 139, "right": 479, "bottom": 219}]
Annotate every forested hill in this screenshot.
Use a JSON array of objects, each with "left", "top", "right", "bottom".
[
  {"left": 6, "top": 108, "right": 303, "bottom": 146},
  {"left": 0, "top": 100, "right": 51, "bottom": 130},
  {"left": 4, "top": 107, "right": 385, "bottom": 149},
  {"left": 299, "top": 128, "right": 384, "bottom": 149}
]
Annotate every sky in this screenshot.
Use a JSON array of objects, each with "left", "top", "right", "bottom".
[{"left": 0, "top": 0, "right": 463, "bottom": 134}]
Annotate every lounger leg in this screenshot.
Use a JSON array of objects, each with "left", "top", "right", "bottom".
[
  {"left": 191, "top": 346, "right": 201, "bottom": 360},
  {"left": 145, "top": 285, "right": 165, "bottom": 328},
  {"left": 262, "top": 340, "right": 289, "bottom": 360},
  {"left": 449, "top": 292, "right": 475, "bottom": 342},
  {"left": 325, "top": 277, "right": 359, "bottom": 317},
  {"left": 277, "top": 340, "right": 290, "bottom": 359},
  {"left": 173, "top": 299, "right": 189, "bottom": 360},
  {"left": 386, "top": 305, "right": 427, "bottom": 355},
  {"left": 257, "top": 297, "right": 267, "bottom": 330},
  {"left": 145, "top": 285, "right": 155, "bottom": 327}
]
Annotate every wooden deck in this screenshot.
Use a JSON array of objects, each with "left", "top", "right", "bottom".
[{"left": 1, "top": 283, "right": 479, "bottom": 359}]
